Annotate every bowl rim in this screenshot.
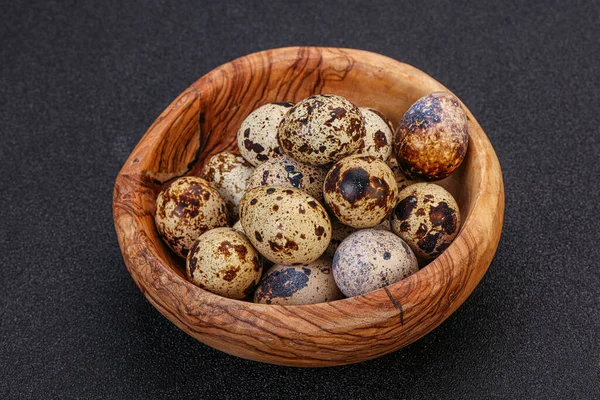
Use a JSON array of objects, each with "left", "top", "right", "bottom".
[{"left": 113, "top": 46, "right": 505, "bottom": 366}]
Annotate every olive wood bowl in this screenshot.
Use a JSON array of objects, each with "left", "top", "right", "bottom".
[{"left": 113, "top": 46, "right": 504, "bottom": 367}]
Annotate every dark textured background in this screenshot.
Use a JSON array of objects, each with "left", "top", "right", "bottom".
[{"left": 1, "top": 0, "right": 599, "bottom": 398}]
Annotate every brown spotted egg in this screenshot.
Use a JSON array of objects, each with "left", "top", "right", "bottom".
[
  {"left": 277, "top": 94, "right": 365, "bottom": 166},
  {"left": 239, "top": 186, "right": 331, "bottom": 264},
  {"left": 355, "top": 108, "right": 394, "bottom": 161},
  {"left": 391, "top": 183, "right": 461, "bottom": 261},
  {"left": 186, "top": 227, "right": 262, "bottom": 299},
  {"left": 154, "top": 177, "right": 228, "bottom": 258},
  {"left": 237, "top": 102, "right": 294, "bottom": 166},
  {"left": 332, "top": 229, "right": 418, "bottom": 297},
  {"left": 324, "top": 217, "right": 391, "bottom": 259},
  {"left": 253, "top": 258, "right": 343, "bottom": 305},
  {"left": 323, "top": 155, "right": 398, "bottom": 228},
  {"left": 394, "top": 91, "right": 469, "bottom": 180},
  {"left": 201, "top": 152, "right": 254, "bottom": 222},
  {"left": 246, "top": 157, "right": 327, "bottom": 203}
]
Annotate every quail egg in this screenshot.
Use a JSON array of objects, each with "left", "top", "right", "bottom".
[
  {"left": 154, "top": 176, "right": 228, "bottom": 258},
  {"left": 355, "top": 108, "right": 394, "bottom": 161},
  {"left": 277, "top": 94, "right": 365, "bottom": 166},
  {"left": 232, "top": 220, "right": 245, "bottom": 234},
  {"left": 394, "top": 91, "right": 468, "bottom": 180},
  {"left": 391, "top": 182, "right": 461, "bottom": 260},
  {"left": 332, "top": 229, "right": 418, "bottom": 297},
  {"left": 201, "top": 151, "right": 254, "bottom": 222},
  {"left": 186, "top": 227, "right": 262, "bottom": 299},
  {"left": 388, "top": 157, "right": 417, "bottom": 194},
  {"left": 246, "top": 157, "right": 327, "bottom": 203},
  {"left": 324, "top": 217, "right": 391, "bottom": 258},
  {"left": 253, "top": 258, "right": 343, "bottom": 305},
  {"left": 323, "top": 155, "right": 398, "bottom": 228},
  {"left": 237, "top": 102, "right": 294, "bottom": 166},
  {"left": 376, "top": 217, "right": 392, "bottom": 231},
  {"left": 239, "top": 186, "right": 331, "bottom": 264}
]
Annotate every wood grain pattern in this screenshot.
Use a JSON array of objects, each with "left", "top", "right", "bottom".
[{"left": 113, "top": 47, "right": 504, "bottom": 366}]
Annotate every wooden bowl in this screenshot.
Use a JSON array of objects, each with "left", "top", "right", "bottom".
[{"left": 113, "top": 47, "right": 504, "bottom": 367}]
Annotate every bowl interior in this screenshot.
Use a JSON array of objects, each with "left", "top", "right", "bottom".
[{"left": 138, "top": 48, "right": 472, "bottom": 281}]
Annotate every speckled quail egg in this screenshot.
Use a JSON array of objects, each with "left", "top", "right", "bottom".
[
  {"left": 324, "top": 217, "right": 391, "bottom": 258},
  {"left": 323, "top": 155, "right": 398, "bottom": 228},
  {"left": 154, "top": 177, "right": 228, "bottom": 258},
  {"left": 391, "top": 182, "right": 461, "bottom": 260},
  {"left": 355, "top": 108, "right": 394, "bottom": 161},
  {"left": 201, "top": 152, "right": 255, "bottom": 222},
  {"left": 388, "top": 157, "right": 417, "bottom": 194},
  {"left": 394, "top": 91, "right": 469, "bottom": 180},
  {"left": 332, "top": 229, "right": 418, "bottom": 297},
  {"left": 237, "top": 102, "right": 294, "bottom": 166},
  {"left": 186, "top": 227, "right": 262, "bottom": 299},
  {"left": 239, "top": 186, "right": 331, "bottom": 264},
  {"left": 246, "top": 157, "right": 327, "bottom": 203},
  {"left": 277, "top": 94, "right": 365, "bottom": 166},
  {"left": 253, "top": 258, "right": 343, "bottom": 305}
]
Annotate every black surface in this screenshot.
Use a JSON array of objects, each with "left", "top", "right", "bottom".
[{"left": 1, "top": 0, "right": 599, "bottom": 398}]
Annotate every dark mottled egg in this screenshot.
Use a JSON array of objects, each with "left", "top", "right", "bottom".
[
  {"left": 253, "top": 258, "right": 343, "bottom": 305},
  {"left": 201, "top": 152, "right": 254, "bottom": 222},
  {"left": 394, "top": 91, "right": 468, "bottom": 180},
  {"left": 277, "top": 94, "right": 365, "bottom": 166},
  {"left": 324, "top": 217, "right": 391, "bottom": 259},
  {"left": 355, "top": 108, "right": 394, "bottom": 161},
  {"left": 323, "top": 155, "right": 398, "bottom": 228},
  {"left": 246, "top": 157, "right": 327, "bottom": 203},
  {"left": 239, "top": 186, "right": 331, "bottom": 264},
  {"left": 154, "top": 177, "right": 228, "bottom": 258},
  {"left": 332, "top": 229, "right": 418, "bottom": 297},
  {"left": 237, "top": 102, "right": 294, "bottom": 166},
  {"left": 186, "top": 228, "right": 262, "bottom": 299},
  {"left": 391, "top": 183, "right": 461, "bottom": 260}
]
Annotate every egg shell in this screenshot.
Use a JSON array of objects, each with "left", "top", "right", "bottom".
[
  {"left": 239, "top": 186, "right": 332, "bottom": 265},
  {"left": 277, "top": 94, "right": 365, "bottom": 166},
  {"left": 355, "top": 108, "right": 394, "bottom": 161},
  {"left": 391, "top": 182, "right": 461, "bottom": 260},
  {"left": 324, "top": 217, "right": 391, "bottom": 259},
  {"left": 323, "top": 155, "right": 398, "bottom": 228},
  {"left": 246, "top": 157, "right": 327, "bottom": 203},
  {"left": 230, "top": 220, "right": 276, "bottom": 270},
  {"left": 186, "top": 228, "right": 262, "bottom": 299},
  {"left": 388, "top": 158, "right": 418, "bottom": 194},
  {"left": 201, "top": 152, "right": 255, "bottom": 222},
  {"left": 332, "top": 229, "right": 418, "bottom": 297},
  {"left": 231, "top": 220, "right": 245, "bottom": 234},
  {"left": 154, "top": 177, "right": 228, "bottom": 258},
  {"left": 237, "top": 102, "right": 294, "bottom": 166},
  {"left": 253, "top": 258, "right": 343, "bottom": 305},
  {"left": 393, "top": 91, "right": 468, "bottom": 180},
  {"left": 376, "top": 217, "right": 392, "bottom": 231}
]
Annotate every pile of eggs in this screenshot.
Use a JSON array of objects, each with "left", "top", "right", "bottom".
[{"left": 154, "top": 92, "right": 468, "bottom": 305}]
